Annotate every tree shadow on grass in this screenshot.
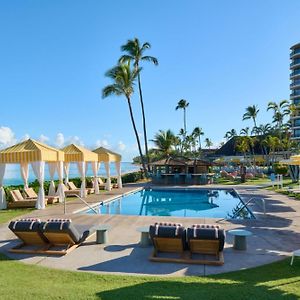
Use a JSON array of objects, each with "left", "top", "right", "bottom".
[{"left": 96, "top": 259, "right": 300, "bottom": 300}]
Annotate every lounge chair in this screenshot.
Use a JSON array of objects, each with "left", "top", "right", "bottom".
[
  {"left": 97, "top": 177, "right": 114, "bottom": 190},
  {"left": 63, "top": 184, "right": 86, "bottom": 197},
  {"left": 186, "top": 224, "right": 225, "bottom": 265},
  {"left": 9, "top": 219, "right": 96, "bottom": 255},
  {"left": 68, "top": 181, "right": 94, "bottom": 195},
  {"left": 8, "top": 219, "right": 49, "bottom": 253},
  {"left": 24, "top": 187, "right": 59, "bottom": 204},
  {"left": 149, "top": 222, "right": 186, "bottom": 263},
  {"left": 8, "top": 190, "right": 37, "bottom": 208}
]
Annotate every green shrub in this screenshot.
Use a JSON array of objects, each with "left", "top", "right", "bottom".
[
  {"left": 273, "top": 163, "right": 288, "bottom": 175},
  {"left": 121, "top": 171, "right": 144, "bottom": 183}
]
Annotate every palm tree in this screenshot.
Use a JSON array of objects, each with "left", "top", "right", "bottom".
[
  {"left": 119, "top": 38, "right": 158, "bottom": 171},
  {"left": 240, "top": 127, "right": 250, "bottom": 136},
  {"left": 224, "top": 129, "right": 237, "bottom": 140},
  {"left": 192, "top": 127, "right": 204, "bottom": 149},
  {"left": 176, "top": 99, "right": 189, "bottom": 135},
  {"left": 267, "top": 100, "right": 290, "bottom": 129},
  {"left": 242, "top": 105, "right": 259, "bottom": 127},
  {"left": 102, "top": 62, "right": 148, "bottom": 175},
  {"left": 151, "top": 130, "right": 175, "bottom": 156},
  {"left": 204, "top": 138, "right": 213, "bottom": 149}
]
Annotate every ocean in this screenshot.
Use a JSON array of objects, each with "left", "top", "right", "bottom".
[{"left": 3, "top": 162, "right": 140, "bottom": 186}]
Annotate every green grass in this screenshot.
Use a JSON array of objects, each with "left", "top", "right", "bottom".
[
  {"left": 0, "top": 253, "right": 300, "bottom": 299},
  {"left": 0, "top": 208, "right": 34, "bottom": 224}
]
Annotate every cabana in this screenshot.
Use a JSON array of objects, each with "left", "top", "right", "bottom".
[
  {"left": 61, "top": 144, "right": 98, "bottom": 196},
  {"left": 0, "top": 139, "right": 65, "bottom": 210},
  {"left": 92, "top": 147, "right": 122, "bottom": 191}
]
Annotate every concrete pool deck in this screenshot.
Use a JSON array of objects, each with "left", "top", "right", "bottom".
[{"left": 0, "top": 183, "right": 300, "bottom": 277}]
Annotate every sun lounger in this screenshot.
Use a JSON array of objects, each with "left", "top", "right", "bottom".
[
  {"left": 68, "top": 181, "right": 94, "bottom": 195},
  {"left": 63, "top": 184, "right": 86, "bottom": 197},
  {"left": 24, "top": 187, "right": 59, "bottom": 204},
  {"left": 9, "top": 219, "right": 96, "bottom": 255},
  {"left": 97, "top": 177, "right": 114, "bottom": 190},
  {"left": 186, "top": 224, "right": 225, "bottom": 265},
  {"left": 8, "top": 219, "right": 49, "bottom": 253},
  {"left": 8, "top": 190, "right": 37, "bottom": 208},
  {"left": 149, "top": 222, "right": 186, "bottom": 263}
]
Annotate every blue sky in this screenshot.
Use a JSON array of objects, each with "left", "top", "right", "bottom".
[{"left": 0, "top": 0, "right": 300, "bottom": 160}]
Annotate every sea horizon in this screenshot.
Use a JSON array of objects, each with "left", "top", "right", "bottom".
[{"left": 3, "top": 162, "right": 139, "bottom": 186}]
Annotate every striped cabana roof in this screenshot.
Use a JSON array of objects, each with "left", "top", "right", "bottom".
[
  {"left": 92, "top": 147, "right": 122, "bottom": 162},
  {"left": 0, "top": 139, "right": 64, "bottom": 163},
  {"left": 62, "top": 144, "right": 98, "bottom": 162}
]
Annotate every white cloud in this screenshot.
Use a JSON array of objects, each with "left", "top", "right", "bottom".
[
  {"left": 68, "top": 136, "right": 84, "bottom": 147},
  {"left": 39, "top": 134, "right": 49, "bottom": 143},
  {"left": 95, "top": 139, "right": 109, "bottom": 148},
  {"left": 55, "top": 133, "right": 65, "bottom": 148},
  {"left": 117, "top": 141, "right": 126, "bottom": 151},
  {"left": 21, "top": 133, "right": 30, "bottom": 141},
  {"left": 0, "top": 127, "right": 16, "bottom": 148}
]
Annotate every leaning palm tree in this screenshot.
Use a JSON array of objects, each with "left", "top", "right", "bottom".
[
  {"left": 242, "top": 105, "right": 259, "bottom": 128},
  {"left": 119, "top": 38, "right": 158, "bottom": 171},
  {"left": 192, "top": 127, "right": 204, "bottom": 149},
  {"left": 151, "top": 129, "right": 175, "bottom": 156},
  {"left": 102, "top": 62, "right": 147, "bottom": 175},
  {"left": 176, "top": 99, "right": 189, "bottom": 135},
  {"left": 224, "top": 129, "right": 237, "bottom": 140}
]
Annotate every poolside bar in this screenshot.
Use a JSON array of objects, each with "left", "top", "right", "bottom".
[{"left": 150, "top": 157, "right": 214, "bottom": 185}]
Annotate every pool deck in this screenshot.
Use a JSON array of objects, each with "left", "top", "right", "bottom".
[{"left": 1, "top": 183, "right": 300, "bottom": 277}]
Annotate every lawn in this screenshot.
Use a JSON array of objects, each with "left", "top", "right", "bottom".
[
  {"left": 0, "top": 208, "right": 34, "bottom": 224},
  {"left": 0, "top": 253, "right": 299, "bottom": 299}
]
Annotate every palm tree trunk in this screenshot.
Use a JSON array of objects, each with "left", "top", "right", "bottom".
[
  {"left": 137, "top": 71, "right": 150, "bottom": 172},
  {"left": 126, "top": 96, "right": 148, "bottom": 176},
  {"left": 198, "top": 136, "right": 201, "bottom": 149},
  {"left": 184, "top": 108, "right": 187, "bottom": 135}
]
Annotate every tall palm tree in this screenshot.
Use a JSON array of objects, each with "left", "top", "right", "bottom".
[
  {"left": 102, "top": 62, "right": 147, "bottom": 175},
  {"left": 204, "top": 138, "right": 213, "bottom": 149},
  {"left": 119, "top": 38, "right": 158, "bottom": 172},
  {"left": 176, "top": 99, "right": 189, "bottom": 135},
  {"left": 151, "top": 129, "right": 175, "bottom": 156},
  {"left": 242, "top": 105, "right": 259, "bottom": 127},
  {"left": 267, "top": 100, "right": 290, "bottom": 129},
  {"left": 192, "top": 127, "right": 204, "bottom": 149},
  {"left": 224, "top": 129, "right": 237, "bottom": 140}
]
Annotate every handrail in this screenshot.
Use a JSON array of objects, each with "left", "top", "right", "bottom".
[
  {"left": 63, "top": 193, "right": 98, "bottom": 214},
  {"left": 217, "top": 197, "right": 265, "bottom": 223}
]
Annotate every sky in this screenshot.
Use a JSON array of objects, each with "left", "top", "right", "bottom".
[{"left": 0, "top": 0, "right": 300, "bottom": 161}]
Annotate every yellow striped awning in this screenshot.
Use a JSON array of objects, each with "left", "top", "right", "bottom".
[
  {"left": 62, "top": 144, "right": 98, "bottom": 162},
  {"left": 0, "top": 139, "right": 64, "bottom": 163},
  {"left": 93, "top": 147, "right": 122, "bottom": 162}
]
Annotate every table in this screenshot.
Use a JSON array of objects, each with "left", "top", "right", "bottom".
[
  {"left": 228, "top": 229, "right": 252, "bottom": 250},
  {"left": 291, "top": 249, "right": 300, "bottom": 266},
  {"left": 137, "top": 226, "right": 151, "bottom": 247},
  {"left": 96, "top": 225, "right": 111, "bottom": 244}
]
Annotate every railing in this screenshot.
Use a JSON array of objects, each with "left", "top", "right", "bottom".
[
  {"left": 290, "top": 49, "right": 300, "bottom": 57},
  {"left": 63, "top": 193, "right": 98, "bottom": 214},
  {"left": 217, "top": 197, "right": 265, "bottom": 223}
]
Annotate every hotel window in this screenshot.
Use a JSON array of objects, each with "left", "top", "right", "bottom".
[
  {"left": 294, "top": 129, "right": 300, "bottom": 137},
  {"left": 294, "top": 119, "right": 300, "bottom": 127}
]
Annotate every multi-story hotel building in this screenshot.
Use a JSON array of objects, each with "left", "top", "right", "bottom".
[{"left": 290, "top": 42, "right": 300, "bottom": 140}]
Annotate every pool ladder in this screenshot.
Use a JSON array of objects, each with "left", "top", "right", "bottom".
[
  {"left": 217, "top": 197, "right": 266, "bottom": 222},
  {"left": 63, "top": 194, "right": 98, "bottom": 214}
]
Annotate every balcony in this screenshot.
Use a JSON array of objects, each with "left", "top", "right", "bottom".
[
  {"left": 290, "top": 70, "right": 300, "bottom": 79},
  {"left": 290, "top": 81, "right": 300, "bottom": 89},
  {"left": 290, "top": 60, "right": 300, "bottom": 69},
  {"left": 290, "top": 48, "right": 300, "bottom": 58}
]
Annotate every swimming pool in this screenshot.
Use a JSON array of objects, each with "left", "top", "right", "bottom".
[{"left": 85, "top": 188, "right": 254, "bottom": 219}]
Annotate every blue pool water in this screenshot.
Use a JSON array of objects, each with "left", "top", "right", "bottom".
[{"left": 87, "top": 188, "right": 254, "bottom": 219}]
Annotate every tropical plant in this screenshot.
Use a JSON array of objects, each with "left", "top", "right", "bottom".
[
  {"left": 267, "top": 100, "right": 290, "bottom": 129},
  {"left": 151, "top": 129, "right": 175, "bottom": 156},
  {"left": 176, "top": 99, "right": 189, "bottom": 135},
  {"left": 224, "top": 129, "right": 237, "bottom": 140},
  {"left": 242, "top": 105, "right": 259, "bottom": 127},
  {"left": 192, "top": 127, "right": 204, "bottom": 149},
  {"left": 119, "top": 38, "right": 158, "bottom": 171},
  {"left": 204, "top": 138, "right": 213, "bottom": 149},
  {"left": 102, "top": 62, "right": 147, "bottom": 175},
  {"left": 240, "top": 127, "right": 250, "bottom": 136}
]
